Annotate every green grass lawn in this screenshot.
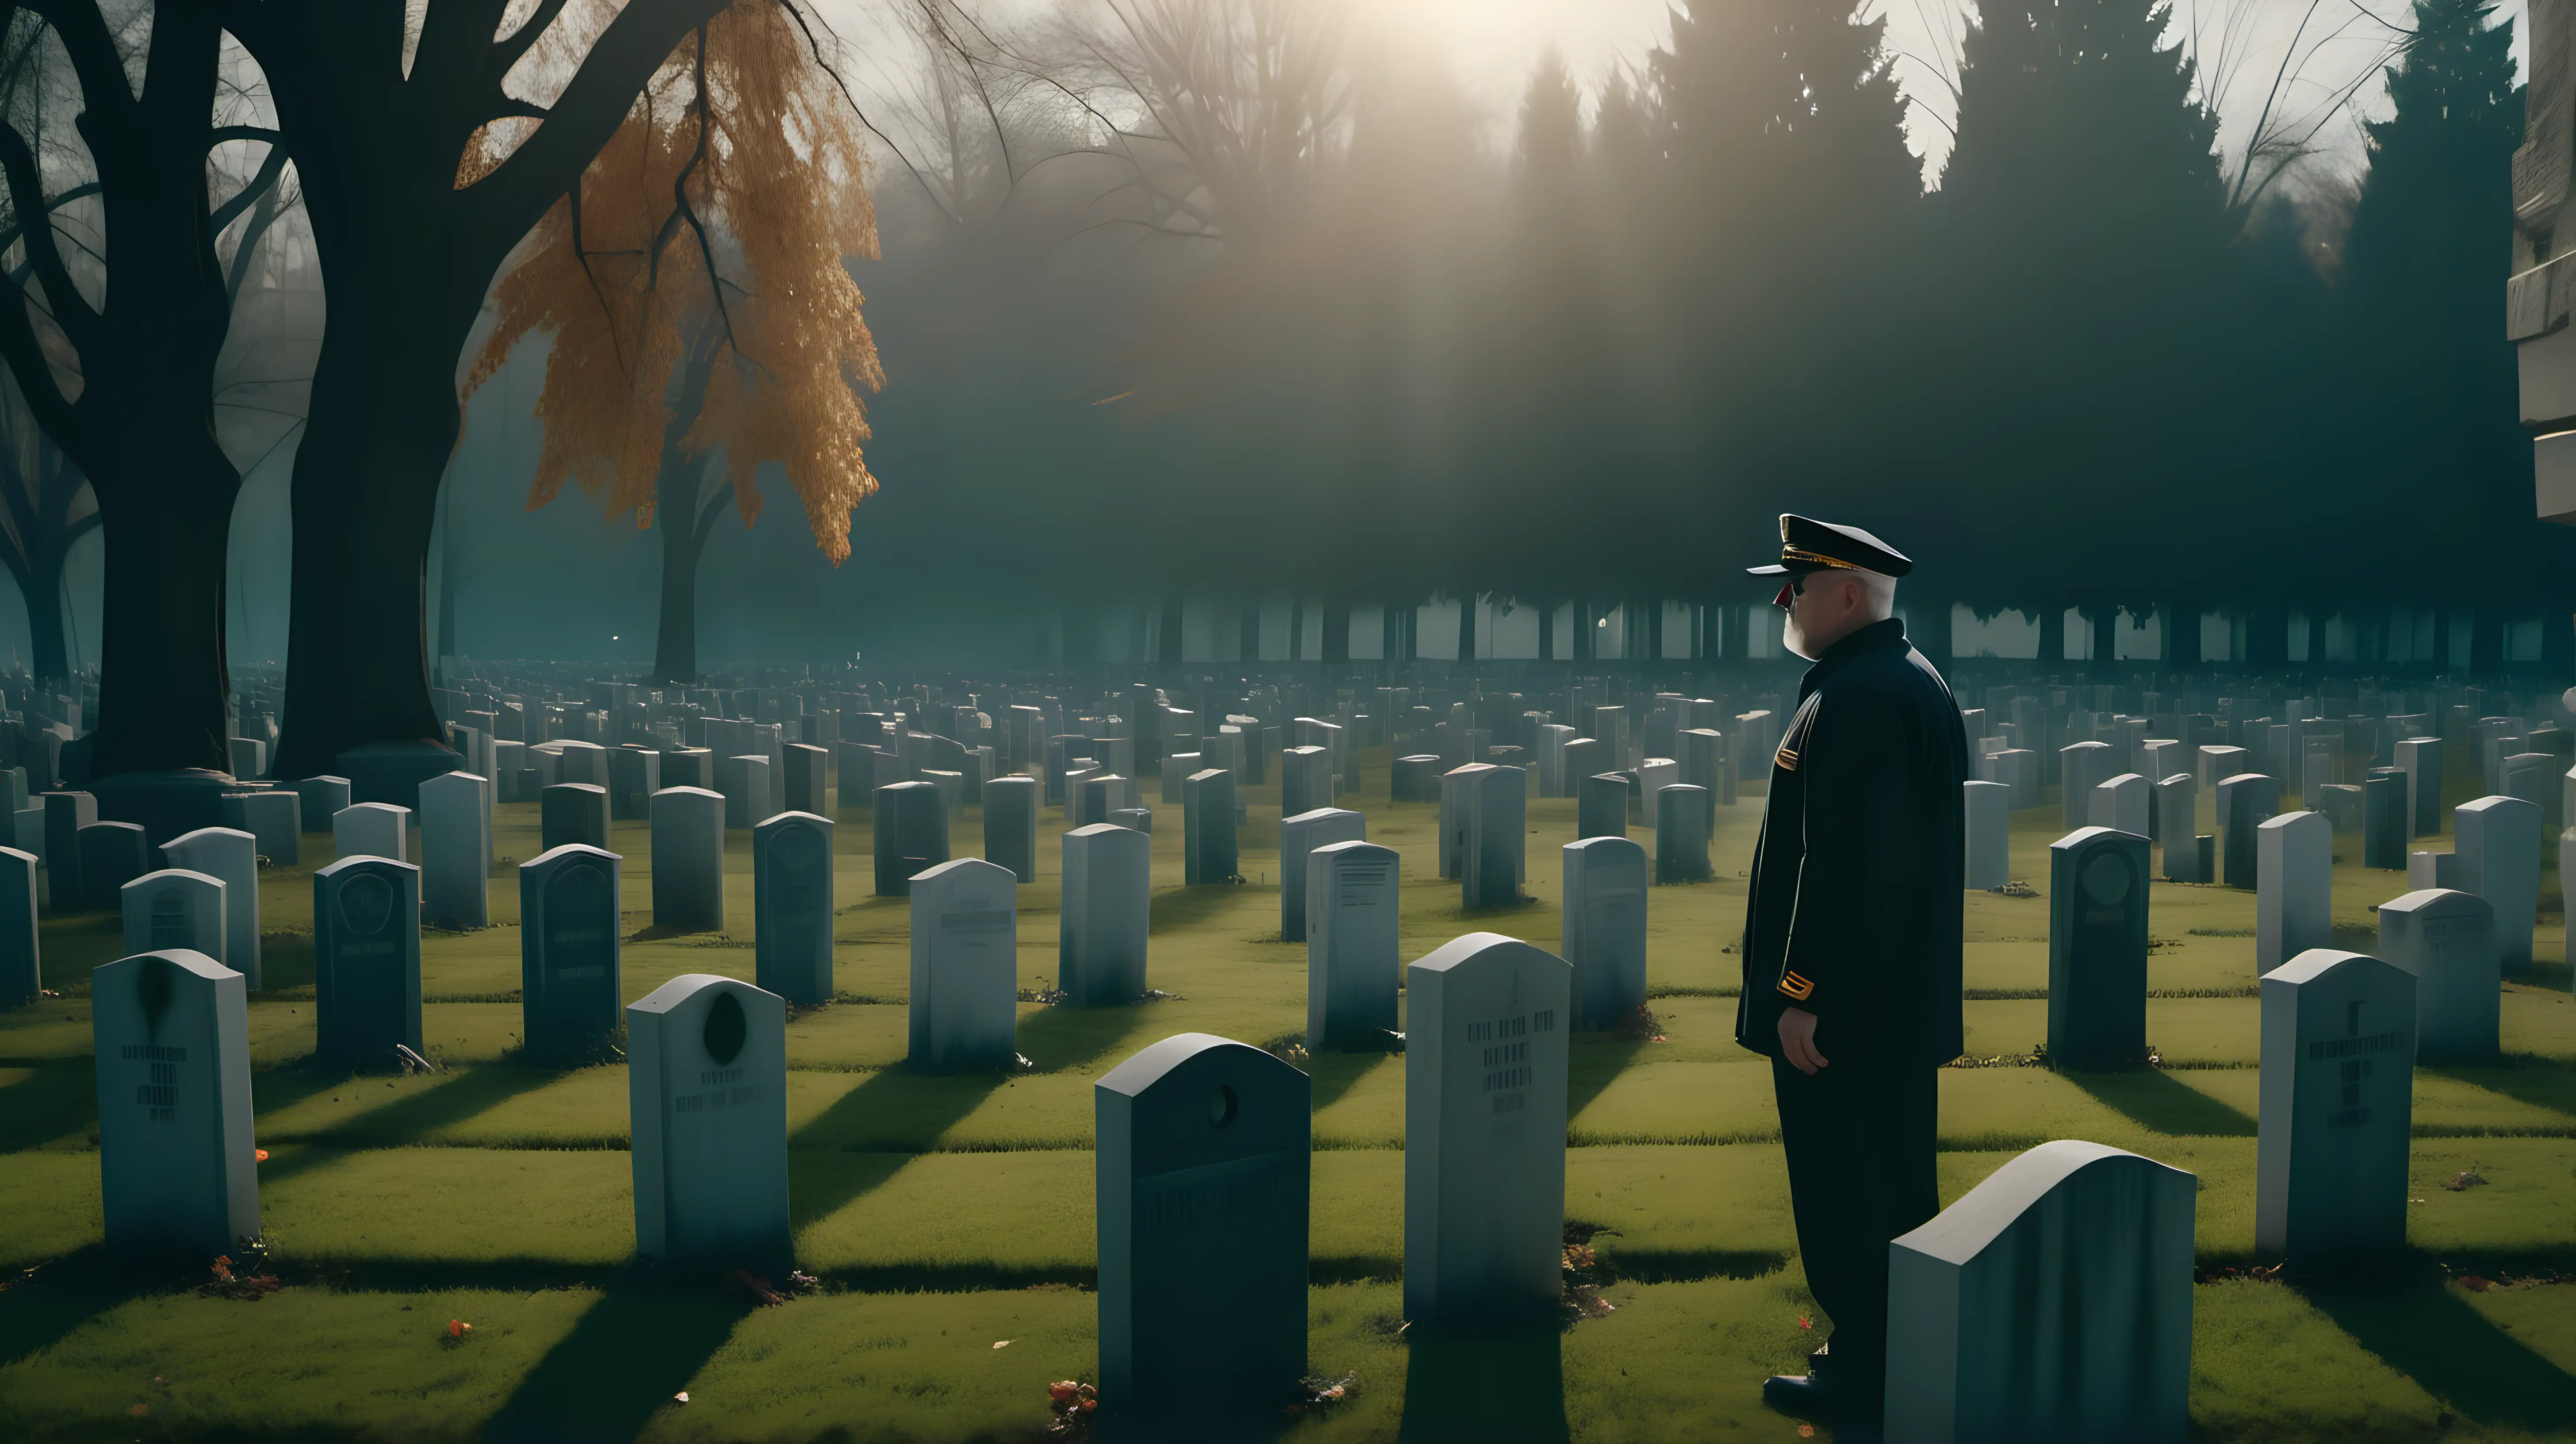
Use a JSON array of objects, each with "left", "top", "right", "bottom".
[{"left": 1, "top": 743, "right": 2572, "bottom": 1441}]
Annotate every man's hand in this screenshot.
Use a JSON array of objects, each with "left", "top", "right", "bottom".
[{"left": 1778, "top": 1007, "right": 1828, "bottom": 1075}]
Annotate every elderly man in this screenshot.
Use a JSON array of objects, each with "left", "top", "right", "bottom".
[{"left": 1737, "top": 515, "right": 1970, "bottom": 1423}]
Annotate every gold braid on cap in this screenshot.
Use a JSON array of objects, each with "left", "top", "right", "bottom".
[{"left": 1781, "top": 546, "right": 1858, "bottom": 570}]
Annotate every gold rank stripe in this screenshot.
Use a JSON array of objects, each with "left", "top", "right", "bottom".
[
  {"left": 1781, "top": 546, "right": 1858, "bottom": 570},
  {"left": 1778, "top": 971, "right": 1815, "bottom": 1001},
  {"left": 1775, "top": 746, "right": 1799, "bottom": 771}
]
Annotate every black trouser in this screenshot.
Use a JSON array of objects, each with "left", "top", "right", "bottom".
[{"left": 1771, "top": 1054, "right": 1940, "bottom": 1401}]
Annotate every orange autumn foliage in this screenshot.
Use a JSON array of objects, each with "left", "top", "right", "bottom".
[{"left": 466, "top": 0, "right": 884, "bottom": 562}]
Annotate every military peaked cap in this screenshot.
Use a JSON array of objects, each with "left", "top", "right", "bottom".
[{"left": 1744, "top": 514, "right": 1913, "bottom": 579}]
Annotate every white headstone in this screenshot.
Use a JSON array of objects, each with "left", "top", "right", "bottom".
[
  {"left": 649, "top": 786, "right": 727, "bottom": 933},
  {"left": 1403, "top": 933, "right": 1572, "bottom": 1326},
  {"left": 418, "top": 771, "right": 492, "bottom": 931},
  {"left": 1062, "top": 822, "right": 1150, "bottom": 1005},
  {"left": 1095, "top": 1033, "right": 1308, "bottom": 1414},
  {"left": 1963, "top": 780, "right": 2009, "bottom": 890},
  {"left": 1560, "top": 837, "right": 1648, "bottom": 1029},
  {"left": 2255, "top": 810, "right": 2332, "bottom": 972},
  {"left": 2455, "top": 794, "right": 2541, "bottom": 974},
  {"left": 92, "top": 950, "right": 258, "bottom": 1256},
  {"left": 120, "top": 869, "right": 227, "bottom": 970},
  {"left": 332, "top": 801, "right": 409, "bottom": 863},
  {"left": 753, "top": 811, "right": 835, "bottom": 1005},
  {"left": 520, "top": 843, "right": 623, "bottom": 1059},
  {"left": 1279, "top": 807, "right": 1365, "bottom": 942},
  {"left": 1306, "top": 839, "right": 1400, "bottom": 1050},
  {"left": 2256, "top": 949, "right": 2415, "bottom": 1264},
  {"left": 717, "top": 754, "right": 774, "bottom": 830},
  {"left": 907, "top": 857, "right": 1020, "bottom": 1072},
  {"left": 162, "top": 828, "right": 260, "bottom": 988},
  {"left": 2377, "top": 887, "right": 2499, "bottom": 1062},
  {"left": 313, "top": 856, "right": 422, "bottom": 1068},
  {"left": 2089, "top": 772, "right": 2149, "bottom": 838},
  {"left": 628, "top": 974, "right": 790, "bottom": 1274},
  {"left": 1885, "top": 1141, "right": 2195, "bottom": 1444}
]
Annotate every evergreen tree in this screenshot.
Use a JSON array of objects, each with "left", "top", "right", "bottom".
[
  {"left": 1651, "top": 0, "right": 1918, "bottom": 238},
  {"left": 1939, "top": 0, "right": 2224, "bottom": 267}
]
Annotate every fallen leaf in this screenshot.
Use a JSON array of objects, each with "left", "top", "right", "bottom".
[
  {"left": 674, "top": 1391, "right": 690, "bottom": 1404},
  {"left": 254, "top": 1149, "right": 269, "bottom": 1163},
  {"left": 2462, "top": 1276, "right": 2494, "bottom": 1293},
  {"left": 1799, "top": 1427, "right": 1815, "bottom": 1438},
  {"left": 128, "top": 1404, "right": 148, "bottom": 1416},
  {"left": 993, "top": 1339, "right": 1012, "bottom": 1349}
]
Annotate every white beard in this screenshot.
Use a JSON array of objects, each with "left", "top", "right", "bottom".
[{"left": 1783, "top": 614, "right": 1817, "bottom": 662}]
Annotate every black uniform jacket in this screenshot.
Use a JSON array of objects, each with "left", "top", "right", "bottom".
[{"left": 1734, "top": 617, "right": 1971, "bottom": 1068}]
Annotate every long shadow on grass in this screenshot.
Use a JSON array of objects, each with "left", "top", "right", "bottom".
[
  {"left": 2057, "top": 1067, "right": 2258, "bottom": 1137},
  {"left": 2426, "top": 1056, "right": 2576, "bottom": 1123},
  {"left": 0, "top": 1059, "right": 96, "bottom": 1151},
  {"left": 1567, "top": 1035, "right": 1647, "bottom": 1121},
  {"left": 1149, "top": 882, "right": 1256, "bottom": 932},
  {"left": 482, "top": 1276, "right": 746, "bottom": 1444},
  {"left": 1305, "top": 1048, "right": 1397, "bottom": 1113},
  {"left": 253, "top": 1063, "right": 573, "bottom": 1186},
  {"left": 2301, "top": 1276, "right": 2576, "bottom": 1433},
  {"left": 1398, "top": 1323, "right": 1569, "bottom": 1444},
  {"left": 0, "top": 1245, "right": 158, "bottom": 1368}
]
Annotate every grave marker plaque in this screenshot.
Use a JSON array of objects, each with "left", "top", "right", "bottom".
[
  {"left": 907, "top": 857, "right": 1020, "bottom": 1072},
  {"left": 754, "top": 811, "right": 835, "bottom": 1005},
  {"left": 1096, "top": 1033, "right": 1309, "bottom": 1416},
  {"left": 92, "top": 950, "right": 258, "bottom": 1256},
  {"left": 628, "top": 974, "right": 791, "bottom": 1274},
  {"left": 313, "top": 856, "right": 423, "bottom": 1069},
  {"left": 333, "top": 801, "right": 408, "bottom": 863},
  {"left": 1885, "top": 1141, "right": 2194, "bottom": 1444},
  {"left": 2047, "top": 827, "right": 2150, "bottom": 1068},
  {"left": 1404, "top": 933, "right": 1571, "bottom": 1326},
  {"left": 521, "top": 844, "right": 623, "bottom": 1058},
  {"left": 2256, "top": 949, "right": 2414, "bottom": 1264}
]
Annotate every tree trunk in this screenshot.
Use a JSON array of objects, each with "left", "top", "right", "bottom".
[
  {"left": 654, "top": 502, "right": 707, "bottom": 686},
  {"left": 2166, "top": 603, "right": 2202, "bottom": 672},
  {"left": 1158, "top": 597, "right": 1185, "bottom": 666},
  {"left": 2085, "top": 605, "right": 2117, "bottom": 678},
  {"left": 1536, "top": 596, "right": 1556, "bottom": 662},
  {"left": 85, "top": 434, "right": 239, "bottom": 776},
  {"left": 1642, "top": 599, "right": 1664, "bottom": 667},
  {"left": 1240, "top": 602, "right": 1261, "bottom": 666},
  {"left": 1322, "top": 600, "right": 1350, "bottom": 672},
  {"left": 270, "top": 315, "right": 459, "bottom": 781},
  {"left": 2038, "top": 606, "right": 2067, "bottom": 670},
  {"left": 1572, "top": 600, "right": 1595, "bottom": 662},
  {"left": 1456, "top": 592, "right": 1478, "bottom": 663},
  {"left": 1909, "top": 593, "right": 1953, "bottom": 664}
]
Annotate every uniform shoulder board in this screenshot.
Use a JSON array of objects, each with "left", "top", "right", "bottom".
[{"left": 1777, "top": 970, "right": 1815, "bottom": 1001}]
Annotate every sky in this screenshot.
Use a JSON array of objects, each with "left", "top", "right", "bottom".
[{"left": 818, "top": 0, "right": 2530, "bottom": 191}]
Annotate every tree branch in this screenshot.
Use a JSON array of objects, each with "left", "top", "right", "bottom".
[
  {"left": 0, "top": 122, "right": 97, "bottom": 352},
  {"left": 462, "top": 0, "right": 728, "bottom": 256},
  {"left": 208, "top": 125, "right": 284, "bottom": 147},
  {"left": 210, "top": 139, "right": 289, "bottom": 236},
  {"left": 223, "top": 179, "right": 283, "bottom": 310},
  {"left": 17, "top": 0, "right": 135, "bottom": 126},
  {"left": 491, "top": 0, "right": 575, "bottom": 73}
]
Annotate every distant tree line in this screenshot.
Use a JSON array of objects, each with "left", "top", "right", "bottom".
[{"left": 823, "top": 0, "right": 2555, "bottom": 671}]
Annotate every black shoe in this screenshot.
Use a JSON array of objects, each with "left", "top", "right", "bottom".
[{"left": 1762, "top": 1371, "right": 1834, "bottom": 1416}]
